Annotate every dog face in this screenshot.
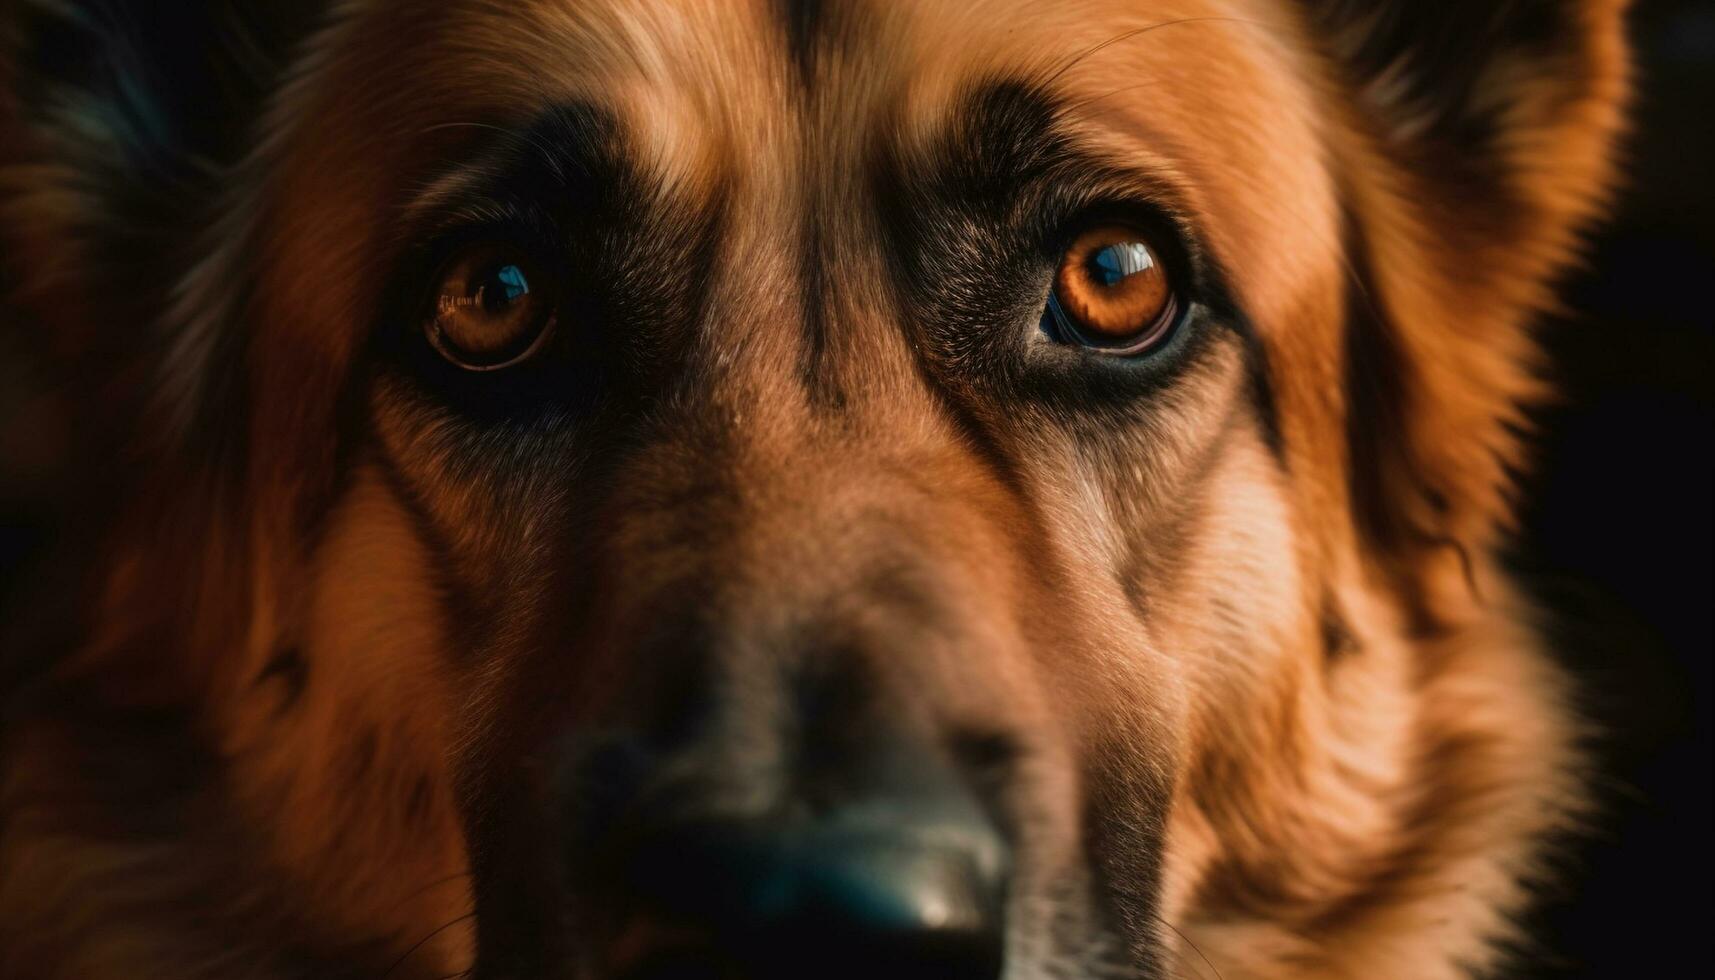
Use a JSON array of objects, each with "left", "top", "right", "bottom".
[{"left": 0, "top": 2, "right": 1627, "bottom": 978}]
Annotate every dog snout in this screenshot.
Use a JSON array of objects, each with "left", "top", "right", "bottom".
[
  {"left": 608, "top": 807, "right": 1006, "bottom": 979},
  {"left": 556, "top": 439, "right": 1030, "bottom": 976},
  {"left": 564, "top": 614, "right": 1014, "bottom": 979}
]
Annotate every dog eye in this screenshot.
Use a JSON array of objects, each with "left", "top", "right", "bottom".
[
  {"left": 1040, "top": 226, "right": 1179, "bottom": 356},
  {"left": 425, "top": 244, "right": 556, "bottom": 370}
]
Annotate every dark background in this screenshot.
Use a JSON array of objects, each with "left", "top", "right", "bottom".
[
  {"left": 1515, "top": 0, "right": 1713, "bottom": 974},
  {"left": 0, "top": 2, "right": 1708, "bottom": 976}
]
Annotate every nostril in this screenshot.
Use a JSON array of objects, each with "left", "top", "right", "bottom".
[
  {"left": 610, "top": 817, "right": 1006, "bottom": 980},
  {"left": 795, "top": 838, "right": 990, "bottom": 934}
]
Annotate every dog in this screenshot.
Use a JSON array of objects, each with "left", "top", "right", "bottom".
[{"left": 0, "top": 1, "right": 1629, "bottom": 977}]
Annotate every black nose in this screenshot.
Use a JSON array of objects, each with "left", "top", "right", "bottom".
[{"left": 610, "top": 810, "right": 1006, "bottom": 980}]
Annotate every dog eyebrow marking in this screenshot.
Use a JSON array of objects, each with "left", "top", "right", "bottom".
[{"left": 402, "top": 103, "right": 637, "bottom": 236}]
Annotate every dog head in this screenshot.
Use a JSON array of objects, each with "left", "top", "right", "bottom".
[{"left": 0, "top": 2, "right": 1627, "bottom": 978}]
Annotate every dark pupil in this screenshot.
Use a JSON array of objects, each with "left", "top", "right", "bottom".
[
  {"left": 1087, "top": 242, "right": 1153, "bottom": 287},
  {"left": 476, "top": 263, "right": 529, "bottom": 314}
]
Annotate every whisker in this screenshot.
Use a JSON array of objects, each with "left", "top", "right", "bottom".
[
  {"left": 1059, "top": 80, "right": 1166, "bottom": 117},
  {"left": 390, "top": 870, "right": 476, "bottom": 912},
  {"left": 418, "top": 120, "right": 563, "bottom": 164},
  {"left": 1155, "top": 914, "right": 1224, "bottom": 980},
  {"left": 379, "top": 910, "right": 477, "bottom": 980},
  {"left": 1039, "top": 17, "right": 1274, "bottom": 88}
]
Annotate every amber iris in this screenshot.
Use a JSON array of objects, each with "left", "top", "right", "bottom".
[
  {"left": 1047, "top": 226, "right": 1177, "bottom": 354},
  {"left": 426, "top": 244, "right": 555, "bottom": 370}
]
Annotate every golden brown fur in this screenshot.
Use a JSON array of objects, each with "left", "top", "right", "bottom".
[{"left": 0, "top": 1, "right": 1628, "bottom": 977}]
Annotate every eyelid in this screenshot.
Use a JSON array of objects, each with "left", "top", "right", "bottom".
[
  {"left": 1048, "top": 201, "right": 1191, "bottom": 262},
  {"left": 397, "top": 184, "right": 577, "bottom": 288}
]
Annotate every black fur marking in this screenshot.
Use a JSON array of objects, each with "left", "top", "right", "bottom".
[
  {"left": 1340, "top": 207, "right": 1412, "bottom": 553},
  {"left": 366, "top": 431, "right": 496, "bottom": 660},
  {"left": 1083, "top": 737, "right": 1174, "bottom": 974},
  {"left": 795, "top": 207, "right": 840, "bottom": 408},
  {"left": 4, "top": 2, "right": 326, "bottom": 508},
  {"left": 1231, "top": 316, "right": 1286, "bottom": 465},
  {"left": 1301, "top": 0, "right": 1566, "bottom": 139},
  {"left": 13, "top": 1, "right": 327, "bottom": 178},
  {"left": 256, "top": 645, "right": 308, "bottom": 714},
  {"left": 1320, "top": 591, "right": 1359, "bottom": 663},
  {"left": 1300, "top": 0, "right": 1575, "bottom": 214},
  {"left": 1337, "top": 200, "right": 1457, "bottom": 633},
  {"left": 28, "top": 697, "right": 220, "bottom": 827},
  {"left": 777, "top": 0, "right": 828, "bottom": 80},
  {"left": 913, "top": 356, "right": 1032, "bottom": 500},
  {"left": 1115, "top": 395, "right": 1247, "bottom": 626}
]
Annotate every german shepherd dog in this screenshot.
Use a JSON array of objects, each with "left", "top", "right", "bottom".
[{"left": 0, "top": 1, "right": 1629, "bottom": 977}]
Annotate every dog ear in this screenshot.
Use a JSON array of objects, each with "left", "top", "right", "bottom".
[
  {"left": 1, "top": 1, "right": 327, "bottom": 459},
  {"left": 1305, "top": 0, "right": 1630, "bottom": 580}
]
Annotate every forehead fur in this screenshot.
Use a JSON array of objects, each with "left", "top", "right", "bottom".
[
  {"left": 236, "top": 0, "right": 1351, "bottom": 581},
  {"left": 260, "top": 0, "right": 1339, "bottom": 335}
]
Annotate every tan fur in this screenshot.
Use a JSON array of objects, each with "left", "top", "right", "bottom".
[{"left": 1, "top": 1, "right": 1629, "bottom": 977}]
